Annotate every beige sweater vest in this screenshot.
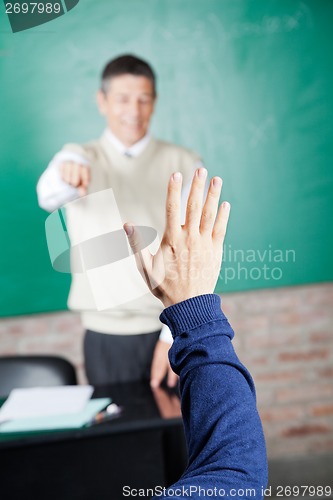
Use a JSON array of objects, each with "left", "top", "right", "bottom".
[{"left": 62, "top": 132, "right": 200, "bottom": 334}]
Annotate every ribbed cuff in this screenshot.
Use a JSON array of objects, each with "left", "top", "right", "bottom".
[{"left": 159, "top": 294, "right": 225, "bottom": 338}]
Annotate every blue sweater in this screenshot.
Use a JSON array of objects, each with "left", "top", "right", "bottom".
[{"left": 154, "top": 294, "right": 268, "bottom": 500}]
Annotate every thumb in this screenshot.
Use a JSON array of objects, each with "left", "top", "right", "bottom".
[
  {"left": 123, "top": 223, "right": 153, "bottom": 289},
  {"left": 123, "top": 223, "right": 140, "bottom": 253}
]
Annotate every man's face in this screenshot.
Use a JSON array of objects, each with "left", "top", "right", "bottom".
[{"left": 97, "top": 74, "right": 156, "bottom": 147}]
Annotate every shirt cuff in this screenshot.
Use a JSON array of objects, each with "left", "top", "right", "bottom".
[
  {"left": 37, "top": 151, "right": 89, "bottom": 212},
  {"left": 53, "top": 150, "right": 89, "bottom": 166},
  {"left": 159, "top": 294, "right": 225, "bottom": 338},
  {"left": 158, "top": 325, "right": 173, "bottom": 344}
]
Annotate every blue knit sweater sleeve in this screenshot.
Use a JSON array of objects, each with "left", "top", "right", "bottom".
[{"left": 154, "top": 294, "right": 268, "bottom": 500}]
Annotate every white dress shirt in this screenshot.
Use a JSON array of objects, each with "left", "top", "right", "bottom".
[{"left": 37, "top": 130, "right": 206, "bottom": 344}]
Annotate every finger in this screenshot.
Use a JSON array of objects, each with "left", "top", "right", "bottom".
[
  {"left": 167, "top": 368, "right": 178, "bottom": 388},
  {"left": 60, "top": 162, "right": 71, "bottom": 184},
  {"left": 123, "top": 223, "right": 153, "bottom": 289},
  {"left": 200, "top": 177, "right": 223, "bottom": 234},
  {"left": 124, "top": 223, "right": 144, "bottom": 254},
  {"left": 185, "top": 167, "right": 207, "bottom": 230},
  {"left": 212, "top": 201, "right": 231, "bottom": 244},
  {"left": 78, "top": 186, "right": 87, "bottom": 197},
  {"left": 77, "top": 165, "right": 90, "bottom": 197},
  {"left": 165, "top": 172, "right": 182, "bottom": 238},
  {"left": 79, "top": 165, "right": 90, "bottom": 189},
  {"left": 70, "top": 163, "right": 80, "bottom": 187}
]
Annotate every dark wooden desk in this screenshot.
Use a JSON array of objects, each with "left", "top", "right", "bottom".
[{"left": 0, "top": 382, "right": 187, "bottom": 500}]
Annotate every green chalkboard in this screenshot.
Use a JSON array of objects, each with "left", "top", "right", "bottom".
[{"left": 0, "top": 0, "right": 332, "bottom": 316}]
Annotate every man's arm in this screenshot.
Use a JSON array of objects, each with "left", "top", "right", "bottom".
[
  {"left": 158, "top": 294, "right": 267, "bottom": 499},
  {"left": 124, "top": 168, "right": 268, "bottom": 499}
]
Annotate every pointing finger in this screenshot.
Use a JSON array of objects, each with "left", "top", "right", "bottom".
[{"left": 80, "top": 165, "right": 90, "bottom": 189}]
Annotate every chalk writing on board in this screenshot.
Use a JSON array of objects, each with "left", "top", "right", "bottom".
[{"left": 207, "top": 2, "right": 312, "bottom": 40}]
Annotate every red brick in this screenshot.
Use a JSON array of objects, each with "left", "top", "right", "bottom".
[
  {"left": 281, "top": 424, "right": 330, "bottom": 437},
  {"left": 54, "top": 317, "right": 81, "bottom": 331},
  {"left": 26, "top": 319, "right": 50, "bottom": 334},
  {"left": 219, "top": 297, "right": 239, "bottom": 316},
  {"left": 271, "top": 311, "right": 302, "bottom": 326},
  {"left": 310, "top": 404, "right": 333, "bottom": 417},
  {"left": 256, "top": 389, "right": 275, "bottom": 406},
  {"left": 247, "top": 332, "right": 300, "bottom": 349},
  {"left": 22, "top": 340, "right": 78, "bottom": 353},
  {"left": 266, "top": 438, "right": 310, "bottom": 458},
  {"left": 310, "top": 438, "right": 333, "bottom": 453},
  {"left": 255, "top": 370, "right": 303, "bottom": 383},
  {"left": 259, "top": 406, "right": 304, "bottom": 423},
  {"left": 249, "top": 356, "right": 269, "bottom": 365},
  {"left": 0, "top": 348, "right": 16, "bottom": 355},
  {"left": 302, "top": 284, "right": 333, "bottom": 306},
  {"left": 6, "top": 325, "right": 25, "bottom": 335},
  {"left": 276, "top": 383, "right": 333, "bottom": 403},
  {"left": 231, "top": 315, "right": 270, "bottom": 333},
  {"left": 240, "top": 291, "right": 299, "bottom": 314},
  {"left": 299, "top": 308, "right": 331, "bottom": 320},
  {"left": 278, "top": 349, "right": 329, "bottom": 362},
  {"left": 310, "top": 331, "right": 333, "bottom": 343},
  {"left": 318, "top": 367, "right": 333, "bottom": 378}
]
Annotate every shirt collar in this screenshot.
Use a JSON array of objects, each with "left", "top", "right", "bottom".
[{"left": 104, "top": 129, "right": 151, "bottom": 157}]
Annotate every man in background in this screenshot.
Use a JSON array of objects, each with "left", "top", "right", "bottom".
[{"left": 37, "top": 54, "right": 204, "bottom": 387}]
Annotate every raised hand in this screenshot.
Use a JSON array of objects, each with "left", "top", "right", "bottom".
[{"left": 124, "top": 167, "right": 230, "bottom": 308}]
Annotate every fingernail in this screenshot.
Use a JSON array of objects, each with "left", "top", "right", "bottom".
[
  {"left": 124, "top": 224, "right": 134, "bottom": 237},
  {"left": 213, "top": 177, "right": 222, "bottom": 187},
  {"left": 197, "top": 167, "right": 207, "bottom": 178},
  {"left": 173, "top": 172, "right": 182, "bottom": 182},
  {"left": 223, "top": 202, "right": 230, "bottom": 211}
]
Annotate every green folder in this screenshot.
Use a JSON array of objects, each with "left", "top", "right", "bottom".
[{"left": 0, "top": 397, "right": 111, "bottom": 434}]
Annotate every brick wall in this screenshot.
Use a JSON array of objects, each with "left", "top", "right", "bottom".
[
  {"left": 0, "top": 282, "right": 332, "bottom": 460},
  {"left": 0, "top": 311, "right": 86, "bottom": 384},
  {"left": 223, "top": 283, "right": 333, "bottom": 459}
]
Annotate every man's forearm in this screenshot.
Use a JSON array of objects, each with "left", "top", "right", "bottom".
[{"left": 157, "top": 294, "right": 268, "bottom": 500}]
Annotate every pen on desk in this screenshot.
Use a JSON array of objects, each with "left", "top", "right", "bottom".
[{"left": 86, "top": 403, "right": 122, "bottom": 427}]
